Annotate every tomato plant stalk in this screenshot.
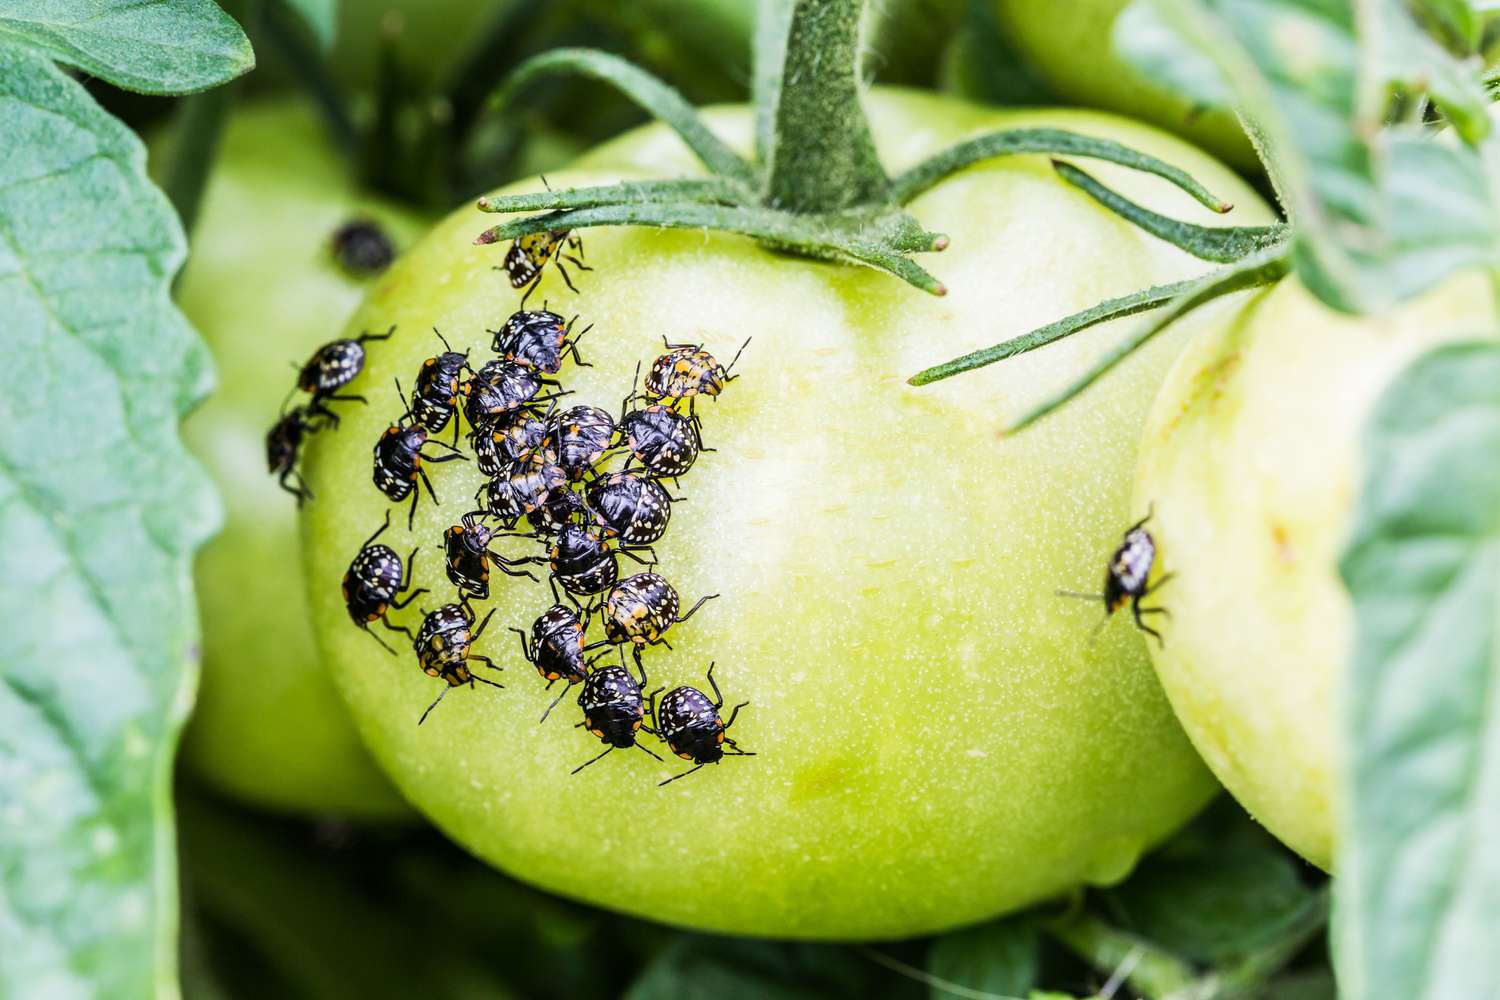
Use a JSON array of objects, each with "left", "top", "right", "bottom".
[{"left": 473, "top": 0, "right": 1245, "bottom": 295}]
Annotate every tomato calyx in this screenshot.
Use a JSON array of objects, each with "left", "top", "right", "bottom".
[{"left": 470, "top": 0, "right": 1242, "bottom": 297}]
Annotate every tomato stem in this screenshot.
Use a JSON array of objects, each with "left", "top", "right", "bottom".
[
  {"left": 909, "top": 278, "right": 1203, "bottom": 387},
  {"left": 489, "top": 48, "right": 755, "bottom": 185},
  {"left": 754, "top": 0, "right": 892, "bottom": 212},
  {"left": 1053, "top": 161, "right": 1287, "bottom": 264},
  {"left": 476, "top": 2, "right": 1243, "bottom": 297},
  {"left": 891, "top": 128, "right": 1234, "bottom": 211},
  {"left": 1005, "top": 248, "right": 1291, "bottom": 434}
]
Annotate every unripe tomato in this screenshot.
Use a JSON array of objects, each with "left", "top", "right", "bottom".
[
  {"left": 301, "top": 89, "right": 1270, "bottom": 936},
  {"left": 172, "top": 102, "right": 431, "bottom": 817},
  {"left": 1133, "top": 272, "right": 1496, "bottom": 869},
  {"left": 991, "top": 0, "right": 1257, "bottom": 169}
]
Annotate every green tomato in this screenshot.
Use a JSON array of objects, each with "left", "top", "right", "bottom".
[
  {"left": 991, "top": 0, "right": 1257, "bottom": 170},
  {"left": 301, "top": 89, "right": 1271, "bottom": 937},
  {"left": 173, "top": 102, "right": 433, "bottom": 818},
  {"left": 1132, "top": 272, "right": 1496, "bottom": 870}
]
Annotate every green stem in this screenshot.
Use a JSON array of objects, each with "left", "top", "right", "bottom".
[
  {"left": 1046, "top": 911, "right": 1199, "bottom": 999},
  {"left": 892, "top": 129, "right": 1233, "bottom": 212},
  {"left": 1007, "top": 247, "right": 1290, "bottom": 434},
  {"left": 476, "top": 177, "right": 750, "bottom": 213},
  {"left": 1200, "top": 888, "right": 1331, "bottom": 998},
  {"left": 160, "top": 85, "right": 233, "bottom": 236},
  {"left": 756, "top": 0, "right": 892, "bottom": 211},
  {"left": 473, "top": 199, "right": 946, "bottom": 292},
  {"left": 257, "top": 0, "right": 356, "bottom": 153},
  {"left": 489, "top": 48, "right": 755, "bottom": 185},
  {"left": 909, "top": 277, "right": 1199, "bottom": 385},
  {"left": 1053, "top": 161, "right": 1287, "bottom": 264}
]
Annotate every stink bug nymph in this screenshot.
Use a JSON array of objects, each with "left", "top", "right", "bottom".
[
  {"left": 572, "top": 659, "right": 663, "bottom": 774},
  {"left": 297, "top": 326, "right": 394, "bottom": 427},
  {"left": 1058, "top": 506, "right": 1173, "bottom": 646},
  {"left": 601, "top": 572, "right": 716, "bottom": 667},
  {"left": 410, "top": 328, "right": 471, "bottom": 445},
  {"left": 444, "top": 512, "right": 539, "bottom": 602},
  {"left": 509, "top": 604, "right": 602, "bottom": 722},
  {"left": 619, "top": 402, "right": 700, "bottom": 480},
  {"left": 501, "top": 221, "right": 591, "bottom": 304},
  {"left": 373, "top": 381, "right": 467, "bottom": 528},
  {"left": 644, "top": 336, "right": 750, "bottom": 417},
  {"left": 650, "top": 662, "right": 753, "bottom": 786},
  {"left": 491, "top": 308, "right": 592, "bottom": 374},
  {"left": 585, "top": 471, "right": 674, "bottom": 545},
  {"left": 343, "top": 511, "right": 427, "bottom": 654},
  {"left": 267, "top": 406, "right": 312, "bottom": 504},
  {"left": 413, "top": 602, "right": 503, "bottom": 724},
  {"left": 330, "top": 218, "right": 395, "bottom": 276},
  {"left": 550, "top": 404, "right": 616, "bottom": 480}
]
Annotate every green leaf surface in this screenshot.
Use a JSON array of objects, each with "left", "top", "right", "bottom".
[
  {"left": 1337, "top": 340, "right": 1500, "bottom": 1000},
  {"left": 0, "top": 43, "right": 217, "bottom": 997},
  {"left": 0, "top": 0, "right": 253, "bottom": 95},
  {"left": 1146, "top": 0, "right": 1500, "bottom": 314},
  {"left": 626, "top": 938, "right": 907, "bottom": 1000},
  {"left": 1113, "top": 0, "right": 1232, "bottom": 108},
  {"left": 275, "top": 0, "right": 335, "bottom": 49},
  {"left": 1101, "top": 801, "right": 1315, "bottom": 964},
  {"left": 925, "top": 917, "right": 1039, "bottom": 1000}
]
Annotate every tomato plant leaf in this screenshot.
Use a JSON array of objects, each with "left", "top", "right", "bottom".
[
  {"left": 1112, "top": 0, "right": 1232, "bottom": 108},
  {"left": 1141, "top": 0, "right": 1500, "bottom": 315},
  {"left": 0, "top": 0, "right": 253, "bottom": 95},
  {"left": 274, "top": 0, "right": 336, "bottom": 49},
  {"left": 626, "top": 938, "right": 896, "bottom": 1000},
  {"left": 1337, "top": 340, "right": 1500, "bottom": 999},
  {"left": 0, "top": 43, "right": 217, "bottom": 997},
  {"left": 925, "top": 916, "right": 1038, "bottom": 1000},
  {"left": 1100, "top": 800, "right": 1317, "bottom": 964}
]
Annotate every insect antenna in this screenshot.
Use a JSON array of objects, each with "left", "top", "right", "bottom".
[{"left": 723, "top": 336, "right": 753, "bottom": 380}]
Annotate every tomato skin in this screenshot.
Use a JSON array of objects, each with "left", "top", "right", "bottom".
[
  {"left": 301, "top": 89, "right": 1270, "bottom": 937},
  {"left": 171, "top": 103, "right": 429, "bottom": 818},
  {"left": 1133, "top": 272, "right": 1496, "bottom": 870},
  {"left": 992, "top": 0, "right": 1257, "bottom": 169}
]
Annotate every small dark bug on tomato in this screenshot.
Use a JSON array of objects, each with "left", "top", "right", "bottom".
[
  {"left": 644, "top": 336, "right": 750, "bottom": 419},
  {"left": 343, "top": 511, "right": 427, "bottom": 654},
  {"left": 509, "top": 604, "right": 609, "bottom": 723},
  {"left": 601, "top": 572, "right": 716, "bottom": 668},
  {"left": 585, "top": 471, "right": 676, "bottom": 546},
  {"left": 496, "top": 215, "right": 591, "bottom": 304},
  {"left": 1058, "top": 506, "right": 1173, "bottom": 647},
  {"left": 409, "top": 327, "right": 471, "bottom": 445},
  {"left": 550, "top": 404, "right": 616, "bottom": 480},
  {"left": 461, "top": 359, "right": 567, "bottom": 434},
  {"left": 548, "top": 524, "right": 655, "bottom": 605},
  {"left": 444, "top": 512, "right": 539, "bottom": 602},
  {"left": 494, "top": 406, "right": 556, "bottom": 465},
  {"left": 571, "top": 658, "right": 664, "bottom": 774},
  {"left": 330, "top": 217, "right": 395, "bottom": 276},
  {"left": 266, "top": 406, "right": 313, "bottom": 504},
  {"left": 491, "top": 308, "right": 592, "bottom": 374},
  {"left": 373, "top": 382, "right": 467, "bottom": 529},
  {"left": 297, "top": 326, "right": 393, "bottom": 428},
  {"left": 650, "top": 662, "right": 753, "bottom": 786},
  {"left": 413, "top": 602, "right": 503, "bottom": 724}
]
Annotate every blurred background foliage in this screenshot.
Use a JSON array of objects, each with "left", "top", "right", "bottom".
[{"left": 78, "top": 0, "right": 1331, "bottom": 996}]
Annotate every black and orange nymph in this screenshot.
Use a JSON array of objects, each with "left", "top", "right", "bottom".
[{"left": 1059, "top": 507, "right": 1173, "bottom": 646}]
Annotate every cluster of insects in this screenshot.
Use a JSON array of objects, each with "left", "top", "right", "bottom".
[{"left": 327, "top": 233, "right": 755, "bottom": 785}]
